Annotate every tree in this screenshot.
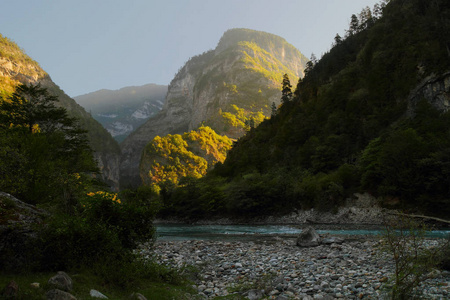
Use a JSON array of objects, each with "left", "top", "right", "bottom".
[
  {"left": 359, "top": 6, "right": 374, "bottom": 30},
  {"left": 373, "top": 3, "right": 383, "bottom": 19},
  {"left": 347, "top": 14, "right": 360, "bottom": 36},
  {"left": 0, "top": 83, "right": 97, "bottom": 206},
  {"left": 271, "top": 102, "right": 277, "bottom": 117},
  {"left": 1, "top": 84, "right": 70, "bottom": 133},
  {"left": 304, "top": 53, "right": 317, "bottom": 78},
  {"left": 334, "top": 33, "right": 343, "bottom": 46},
  {"left": 281, "top": 74, "right": 293, "bottom": 104}
]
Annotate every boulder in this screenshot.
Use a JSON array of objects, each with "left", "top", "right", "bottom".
[
  {"left": 321, "top": 237, "right": 344, "bottom": 245},
  {"left": 129, "top": 292, "right": 148, "bottom": 300},
  {"left": 247, "top": 289, "right": 264, "bottom": 300},
  {"left": 296, "top": 227, "right": 321, "bottom": 247},
  {"left": 48, "top": 272, "right": 73, "bottom": 292},
  {"left": 2, "top": 280, "right": 18, "bottom": 298},
  {"left": 90, "top": 289, "right": 108, "bottom": 298},
  {"left": 46, "top": 289, "right": 77, "bottom": 300},
  {"left": 0, "top": 192, "right": 48, "bottom": 271}
]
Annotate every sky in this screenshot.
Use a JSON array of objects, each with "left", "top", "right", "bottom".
[{"left": 1, "top": 0, "right": 380, "bottom": 98}]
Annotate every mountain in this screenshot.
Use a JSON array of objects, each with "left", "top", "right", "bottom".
[
  {"left": 160, "top": 0, "right": 450, "bottom": 219},
  {"left": 120, "top": 28, "right": 308, "bottom": 188},
  {"left": 0, "top": 34, "right": 121, "bottom": 188},
  {"left": 74, "top": 84, "right": 167, "bottom": 142}
]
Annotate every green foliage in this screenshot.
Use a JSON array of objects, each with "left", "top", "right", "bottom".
[
  {"left": 220, "top": 104, "right": 266, "bottom": 132},
  {"left": 0, "top": 263, "right": 190, "bottom": 299},
  {"left": 281, "top": 73, "right": 293, "bottom": 104},
  {"left": 161, "top": 0, "right": 450, "bottom": 218},
  {"left": 188, "top": 29, "right": 306, "bottom": 138},
  {"left": 0, "top": 84, "right": 98, "bottom": 206},
  {"left": 381, "top": 214, "right": 447, "bottom": 299},
  {"left": 40, "top": 190, "right": 157, "bottom": 271},
  {"left": 141, "top": 126, "right": 232, "bottom": 191},
  {"left": 238, "top": 41, "right": 298, "bottom": 85},
  {"left": 1, "top": 32, "right": 120, "bottom": 157}
]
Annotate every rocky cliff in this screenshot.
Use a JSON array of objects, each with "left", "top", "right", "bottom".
[
  {"left": 407, "top": 72, "right": 450, "bottom": 116},
  {"left": 120, "top": 28, "right": 308, "bottom": 188},
  {"left": 0, "top": 34, "right": 121, "bottom": 189},
  {"left": 74, "top": 84, "right": 167, "bottom": 142}
]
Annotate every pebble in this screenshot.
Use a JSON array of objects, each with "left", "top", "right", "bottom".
[{"left": 139, "top": 238, "right": 450, "bottom": 299}]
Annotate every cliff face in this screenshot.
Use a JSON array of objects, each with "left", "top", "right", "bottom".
[
  {"left": 120, "top": 28, "right": 308, "bottom": 188},
  {"left": 407, "top": 72, "right": 450, "bottom": 116},
  {"left": 0, "top": 35, "right": 121, "bottom": 189}
]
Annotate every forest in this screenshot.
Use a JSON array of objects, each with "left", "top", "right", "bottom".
[{"left": 157, "top": 0, "right": 450, "bottom": 220}]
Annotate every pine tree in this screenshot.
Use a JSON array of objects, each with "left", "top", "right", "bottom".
[
  {"left": 347, "top": 14, "right": 360, "bottom": 36},
  {"left": 271, "top": 102, "right": 277, "bottom": 117},
  {"left": 334, "top": 33, "right": 343, "bottom": 46},
  {"left": 0, "top": 83, "right": 97, "bottom": 204},
  {"left": 281, "top": 74, "right": 293, "bottom": 104}
]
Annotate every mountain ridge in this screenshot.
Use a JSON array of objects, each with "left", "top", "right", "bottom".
[
  {"left": 0, "top": 33, "right": 121, "bottom": 189},
  {"left": 74, "top": 83, "right": 167, "bottom": 142}
]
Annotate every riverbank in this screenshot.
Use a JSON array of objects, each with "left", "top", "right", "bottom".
[
  {"left": 156, "top": 204, "right": 450, "bottom": 229},
  {"left": 140, "top": 237, "right": 449, "bottom": 299},
  {"left": 140, "top": 238, "right": 450, "bottom": 299},
  {"left": 155, "top": 206, "right": 387, "bottom": 227}
]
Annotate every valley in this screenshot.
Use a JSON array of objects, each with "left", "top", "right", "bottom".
[{"left": 1, "top": 0, "right": 450, "bottom": 299}]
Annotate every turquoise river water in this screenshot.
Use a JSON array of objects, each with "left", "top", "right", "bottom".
[{"left": 155, "top": 224, "right": 450, "bottom": 241}]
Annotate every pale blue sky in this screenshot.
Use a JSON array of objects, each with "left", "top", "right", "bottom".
[{"left": 1, "top": 0, "right": 380, "bottom": 97}]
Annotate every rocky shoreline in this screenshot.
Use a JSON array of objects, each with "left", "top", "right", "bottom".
[
  {"left": 155, "top": 207, "right": 387, "bottom": 228},
  {"left": 140, "top": 235, "right": 450, "bottom": 299}
]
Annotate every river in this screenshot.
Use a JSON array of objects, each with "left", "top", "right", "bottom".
[{"left": 155, "top": 223, "right": 450, "bottom": 241}]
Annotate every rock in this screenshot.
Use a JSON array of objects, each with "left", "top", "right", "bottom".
[
  {"left": 322, "top": 237, "right": 344, "bottom": 245},
  {"left": 90, "top": 289, "right": 108, "bottom": 298},
  {"left": 46, "top": 289, "right": 77, "bottom": 300},
  {"left": 148, "top": 239, "right": 449, "bottom": 299},
  {"left": 296, "top": 227, "right": 321, "bottom": 247},
  {"left": 129, "top": 293, "right": 147, "bottom": 300},
  {"left": 0, "top": 192, "right": 48, "bottom": 272},
  {"left": 30, "top": 282, "right": 40, "bottom": 289},
  {"left": 48, "top": 272, "right": 73, "bottom": 292},
  {"left": 247, "top": 289, "right": 264, "bottom": 300},
  {"left": 2, "top": 280, "right": 18, "bottom": 298}
]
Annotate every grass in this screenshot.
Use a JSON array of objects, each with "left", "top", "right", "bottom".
[{"left": 0, "top": 269, "right": 197, "bottom": 299}]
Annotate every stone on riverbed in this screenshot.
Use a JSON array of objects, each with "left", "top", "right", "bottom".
[
  {"left": 296, "top": 226, "right": 321, "bottom": 247},
  {"left": 247, "top": 289, "right": 264, "bottom": 300},
  {"left": 148, "top": 238, "right": 450, "bottom": 299},
  {"left": 322, "top": 237, "right": 344, "bottom": 245}
]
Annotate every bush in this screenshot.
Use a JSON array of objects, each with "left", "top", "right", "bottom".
[
  {"left": 39, "top": 213, "right": 125, "bottom": 271},
  {"left": 39, "top": 190, "right": 157, "bottom": 271},
  {"left": 381, "top": 214, "right": 445, "bottom": 299}
]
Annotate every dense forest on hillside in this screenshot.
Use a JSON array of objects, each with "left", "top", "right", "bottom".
[{"left": 159, "top": 0, "right": 450, "bottom": 220}]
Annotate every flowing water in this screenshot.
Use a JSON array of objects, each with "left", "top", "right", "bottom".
[{"left": 155, "top": 223, "right": 450, "bottom": 241}]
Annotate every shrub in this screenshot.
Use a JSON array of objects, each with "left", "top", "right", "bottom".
[
  {"left": 381, "top": 214, "right": 445, "bottom": 299},
  {"left": 39, "top": 213, "right": 125, "bottom": 271},
  {"left": 39, "top": 190, "right": 156, "bottom": 271}
]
